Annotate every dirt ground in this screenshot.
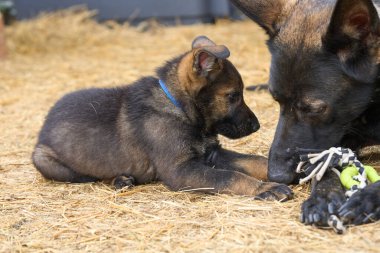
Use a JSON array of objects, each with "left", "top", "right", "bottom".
[{"left": 0, "top": 9, "right": 379, "bottom": 253}]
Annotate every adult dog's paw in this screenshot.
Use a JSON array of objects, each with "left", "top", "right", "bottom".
[
  {"left": 301, "top": 190, "right": 345, "bottom": 226},
  {"left": 254, "top": 183, "right": 293, "bottom": 202},
  {"left": 339, "top": 181, "right": 380, "bottom": 225}
]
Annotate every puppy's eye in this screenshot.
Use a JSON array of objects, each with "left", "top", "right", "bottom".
[{"left": 227, "top": 92, "right": 241, "bottom": 103}]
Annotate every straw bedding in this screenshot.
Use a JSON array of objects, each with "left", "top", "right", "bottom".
[{"left": 1, "top": 8, "right": 379, "bottom": 253}]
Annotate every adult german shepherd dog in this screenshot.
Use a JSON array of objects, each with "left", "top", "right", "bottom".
[
  {"left": 32, "top": 36, "right": 293, "bottom": 201},
  {"left": 231, "top": 0, "right": 380, "bottom": 226}
]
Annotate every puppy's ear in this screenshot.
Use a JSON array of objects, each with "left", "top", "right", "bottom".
[
  {"left": 177, "top": 36, "right": 230, "bottom": 96},
  {"left": 192, "top": 35, "right": 216, "bottom": 49},
  {"left": 323, "top": 0, "right": 380, "bottom": 83},
  {"left": 193, "top": 45, "right": 230, "bottom": 78},
  {"left": 230, "top": 0, "right": 289, "bottom": 37}
]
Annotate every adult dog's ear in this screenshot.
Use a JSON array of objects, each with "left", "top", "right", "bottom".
[
  {"left": 191, "top": 36, "right": 230, "bottom": 78},
  {"left": 230, "top": 0, "right": 289, "bottom": 37},
  {"left": 323, "top": 0, "right": 380, "bottom": 83}
]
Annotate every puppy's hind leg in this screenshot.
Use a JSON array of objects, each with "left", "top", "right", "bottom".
[
  {"left": 111, "top": 174, "right": 135, "bottom": 189},
  {"left": 32, "top": 144, "right": 98, "bottom": 183}
]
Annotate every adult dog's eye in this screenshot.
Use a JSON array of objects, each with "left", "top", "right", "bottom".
[
  {"left": 298, "top": 99, "right": 328, "bottom": 115},
  {"left": 227, "top": 92, "right": 241, "bottom": 103}
]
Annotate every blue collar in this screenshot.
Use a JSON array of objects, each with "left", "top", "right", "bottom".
[{"left": 159, "top": 79, "right": 182, "bottom": 109}]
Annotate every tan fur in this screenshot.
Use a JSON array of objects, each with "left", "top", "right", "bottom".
[
  {"left": 233, "top": 156, "right": 268, "bottom": 181},
  {"left": 32, "top": 36, "right": 293, "bottom": 201},
  {"left": 276, "top": 1, "right": 335, "bottom": 52},
  {"left": 177, "top": 52, "right": 207, "bottom": 97}
]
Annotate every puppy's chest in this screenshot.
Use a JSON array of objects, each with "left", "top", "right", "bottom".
[{"left": 194, "top": 135, "right": 220, "bottom": 158}]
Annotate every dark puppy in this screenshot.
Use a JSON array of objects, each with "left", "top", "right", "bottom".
[
  {"left": 32, "top": 36, "right": 293, "bottom": 201},
  {"left": 231, "top": 0, "right": 380, "bottom": 225}
]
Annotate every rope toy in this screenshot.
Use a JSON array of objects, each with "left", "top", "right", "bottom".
[
  {"left": 340, "top": 165, "right": 380, "bottom": 197},
  {"left": 295, "top": 147, "right": 380, "bottom": 234}
]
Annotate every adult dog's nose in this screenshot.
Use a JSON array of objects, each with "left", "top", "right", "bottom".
[{"left": 268, "top": 149, "right": 298, "bottom": 184}]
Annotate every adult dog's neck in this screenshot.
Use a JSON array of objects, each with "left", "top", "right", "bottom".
[
  {"left": 376, "top": 76, "right": 380, "bottom": 98},
  {"left": 359, "top": 76, "right": 380, "bottom": 144},
  {"left": 342, "top": 76, "right": 380, "bottom": 148}
]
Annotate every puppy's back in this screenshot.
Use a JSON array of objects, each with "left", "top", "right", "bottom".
[
  {"left": 34, "top": 77, "right": 161, "bottom": 182},
  {"left": 39, "top": 87, "right": 123, "bottom": 139}
]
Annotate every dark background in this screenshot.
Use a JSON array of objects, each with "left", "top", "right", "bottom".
[{"left": 11, "top": 0, "right": 244, "bottom": 24}]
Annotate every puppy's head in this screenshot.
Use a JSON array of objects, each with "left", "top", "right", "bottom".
[{"left": 177, "top": 36, "right": 260, "bottom": 139}]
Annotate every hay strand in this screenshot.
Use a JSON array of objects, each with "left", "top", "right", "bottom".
[{"left": 1, "top": 9, "right": 380, "bottom": 253}]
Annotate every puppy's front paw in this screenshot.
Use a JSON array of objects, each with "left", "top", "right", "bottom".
[
  {"left": 112, "top": 175, "right": 135, "bottom": 189},
  {"left": 254, "top": 183, "right": 293, "bottom": 202},
  {"left": 339, "top": 181, "right": 380, "bottom": 225},
  {"left": 301, "top": 190, "right": 345, "bottom": 226}
]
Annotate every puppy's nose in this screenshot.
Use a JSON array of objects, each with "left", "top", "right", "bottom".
[
  {"left": 252, "top": 121, "right": 260, "bottom": 132},
  {"left": 249, "top": 118, "right": 260, "bottom": 132}
]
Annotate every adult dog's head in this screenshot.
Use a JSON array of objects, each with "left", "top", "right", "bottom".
[{"left": 231, "top": 0, "right": 380, "bottom": 183}]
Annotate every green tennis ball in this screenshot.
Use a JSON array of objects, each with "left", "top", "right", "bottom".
[
  {"left": 340, "top": 165, "right": 380, "bottom": 190},
  {"left": 340, "top": 166, "right": 360, "bottom": 190},
  {"left": 365, "top": 165, "right": 380, "bottom": 183}
]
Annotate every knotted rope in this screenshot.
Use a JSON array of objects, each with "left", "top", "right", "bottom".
[{"left": 295, "top": 147, "right": 377, "bottom": 234}]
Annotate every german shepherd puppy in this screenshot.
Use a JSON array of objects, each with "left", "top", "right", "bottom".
[
  {"left": 32, "top": 36, "right": 293, "bottom": 201},
  {"left": 231, "top": 0, "right": 380, "bottom": 226}
]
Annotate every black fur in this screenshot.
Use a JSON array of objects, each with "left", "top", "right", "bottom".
[
  {"left": 32, "top": 36, "right": 293, "bottom": 200},
  {"left": 232, "top": 0, "right": 380, "bottom": 226}
]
